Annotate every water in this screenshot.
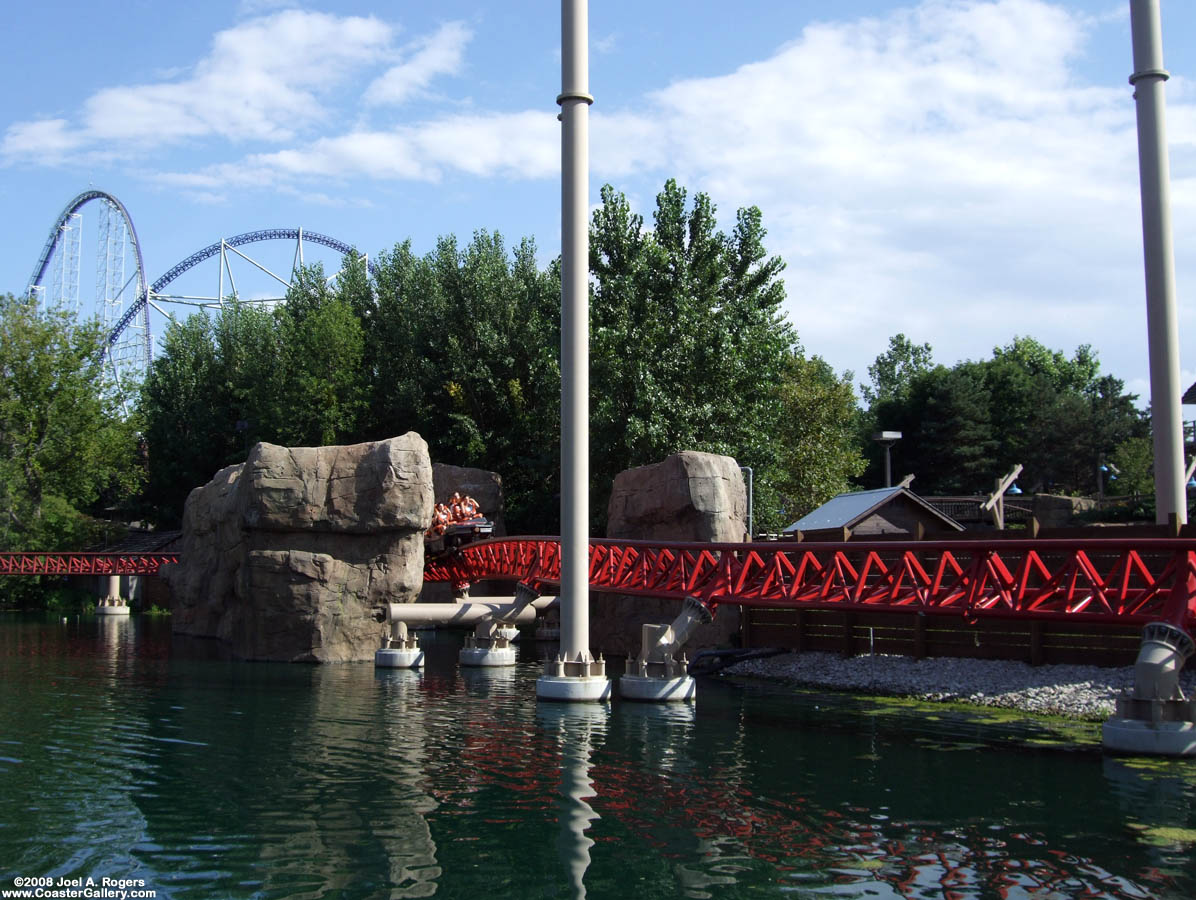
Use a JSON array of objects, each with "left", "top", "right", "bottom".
[{"left": 1, "top": 616, "right": 1195, "bottom": 900}]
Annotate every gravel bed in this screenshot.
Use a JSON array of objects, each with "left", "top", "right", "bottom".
[{"left": 724, "top": 651, "right": 1196, "bottom": 720}]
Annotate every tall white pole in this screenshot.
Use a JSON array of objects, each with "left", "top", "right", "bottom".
[
  {"left": 539, "top": 0, "right": 609, "bottom": 701},
  {"left": 559, "top": 0, "right": 592, "bottom": 662},
  {"left": 1129, "top": 0, "right": 1187, "bottom": 526}
]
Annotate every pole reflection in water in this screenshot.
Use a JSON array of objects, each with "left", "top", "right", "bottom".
[
  {"left": 374, "top": 669, "right": 440, "bottom": 898},
  {"left": 2, "top": 622, "right": 1195, "bottom": 899},
  {"left": 537, "top": 703, "right": 608, "bottom": 899}
]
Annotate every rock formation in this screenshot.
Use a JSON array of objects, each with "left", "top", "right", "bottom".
[
  {"left": 594, "top": 451, "right": 747, "bottom": 656},
  {"left": 165, "top": 434, "right": 433, "bottom": 662}
]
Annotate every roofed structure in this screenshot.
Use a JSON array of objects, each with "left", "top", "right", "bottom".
[{"left": 783, "top": 487, "right": 964, "bottom": 540}]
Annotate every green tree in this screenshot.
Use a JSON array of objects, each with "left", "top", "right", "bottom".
[
  {"left": 1110, "top": 435, "right": 1154, "bottom": 500},
  {"left": 138, "top": 183, "right": 822, "bottom": 535},
  {"left": 773, "top": 353, "right": 865, "bottom": 520},
  {"left": 139, "top": 313, "right": 226, "bottom": 525},
  {"left": 861, "top": 333, "right": 934, "bottom": 407},
  {"left": 0, "top": 295, "right": 142, "bottom": 550},
  {"left": 859, "top": 332, "right": 1143, "bottom": 497},
  {"left": 273, "top": 264, "right": 366, "bottom": 447},
  {"left": 362, "top": 232, "right": 562, "bottom": 532},
  {"left": 589, "top": 180, "right": 797, "bottom": 530}
]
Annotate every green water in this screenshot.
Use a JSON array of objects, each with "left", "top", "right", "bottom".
[{"left": 1, "top": 616, "right": 1195, "bottom": 899}]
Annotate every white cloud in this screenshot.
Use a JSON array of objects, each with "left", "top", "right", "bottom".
[
  {"left": 594, "top": 33, "right": 618, "bottom": 55},
  {"left": 3, "top": 10, "right": 395, "bottom": 160},
  {"left": 9, "top": 0, "right": 1194, "bottom": 394},
  {"left": 1, "top": 119, "right": 84, "bottom": 164},
  {"left": 573, "top": 0, "right": 1193, "bottom": 388},
  {"left": 156, "top": 110, "right": 559, "bottom": 190},
  {"left": 364, "top": 21, "right": 472, "bottom": 107}
]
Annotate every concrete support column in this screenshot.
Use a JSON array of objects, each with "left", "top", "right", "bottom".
[
  {"left": 558, "top": 0, "right": 592, "bottom": 665},
  {"left": 97, "top": 573, "right": 130, "bottom": 616},
  {"left": 538, "top": 0, "right": 609, "bottom": 701},
  {"left": 1129, "top": 0, "right": 1186, "bottom": 526}
]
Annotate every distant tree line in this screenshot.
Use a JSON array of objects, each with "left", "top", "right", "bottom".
[
  {"left": 133, "top": 181, "right": 1158, "bottom": 532},
  {"left": 857, "top": 333, "right": 1150, "bottom": 502},
  {"left": 0, "top": 177, "right": 1166, "bottom": 575},
  {"left": 137, "top": 180, "right": 859, "bottom": 534}
]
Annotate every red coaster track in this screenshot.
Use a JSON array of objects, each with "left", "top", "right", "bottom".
[
  {"left": 425, "top": 537, "right": 1196, "bottom": 629},
  {"left": 0, "top": 553, "right": 179, "bottom": 576}
]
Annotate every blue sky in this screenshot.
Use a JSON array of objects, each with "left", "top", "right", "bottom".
[{"left": 2, "top": 0, "right": 1194, "bottom": 407}]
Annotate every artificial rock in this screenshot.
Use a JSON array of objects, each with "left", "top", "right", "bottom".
[
  {"left": 595, "top": 451, "right": 747, "bottom": 656},
  {"left": 165, "top": 434, "right": 433, "bottom": 662}
]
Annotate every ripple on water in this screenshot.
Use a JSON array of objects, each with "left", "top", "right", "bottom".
[{"left": 2, "top": 623, "right": 1195, "bottom": 899}]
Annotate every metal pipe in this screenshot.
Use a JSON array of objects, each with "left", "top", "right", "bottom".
[
  {"left": 740, "top": 466, "right": 753, "bottom": 540},
  {"left": 559, "top": 0, "right": 594, "bottom": 663},
  {"left": 655, "top": 596, "right": 714, "bottom": 658},
  {"left": 1129, "top": 0, "right": 1186, "bottom": 526},
  {"left": 384, "top": 597, "right": 558, "bottom": 626}
]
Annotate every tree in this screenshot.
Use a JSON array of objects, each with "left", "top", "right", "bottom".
[
  {"left": 139, "top": 313, "right": 227, "bottom": 525},
  {"left": 139, "top": 182, "right": 807, "bottom": 534},
  {"left": 0, "top": 295, "right": 142, "bottom": 550},
  {"left": 861, "top": 333, "right": 934, "bottom": 406},
  {"left": 362, "top": 232, "right": 562, "bottom": 532},
  {"left": 1110, "top": 435, "right": 1154, "bottom": 500},
  {"left": 773, "top": 353, "right": 865, "bottom": 520},
  {"left": 858, "top": 332, "right": 1143, "bottom": 497},
  {"left": 272, "top": 264, "right": 366, "bottom": 447},
  {"left": 589, "top": 180, "right": 797, "bottom": 530}
]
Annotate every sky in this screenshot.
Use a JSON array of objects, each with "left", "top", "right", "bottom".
[{"left": 2, "top": 0, "right": 1194, "bottom": 408}]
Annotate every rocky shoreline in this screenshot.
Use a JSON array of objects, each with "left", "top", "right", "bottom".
[{"left": 723, "top": 651, "right": 1196, "bottom": 720}]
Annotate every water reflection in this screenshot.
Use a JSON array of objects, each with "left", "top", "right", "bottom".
[
  {"left": 537, "top": 703, "right": 608, "bottom": 899},
  {"left": 374, "top": 668, "right": 440, "bottom": 898},
  {"left": 1, "top": 622, "right": 1195, "bottom": 899}
]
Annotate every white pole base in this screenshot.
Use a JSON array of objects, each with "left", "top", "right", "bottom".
[
  {"left": 536, "top": 674, "right": 612, "bottom": 702},
  {"left": 1102, "top": 718, "right": 1196, "bottom": 756},
  {"left": 619, "top": 674, "right": 697, "bottom": 702},
  {"left": 495, "top": 625, "right": 520, "bottom": 643},
  {"left": 375, "top": 647, "right": 425, "bottom": 668},
  {"left": 96, "top": 604, "right": 131, "bottom": 617},
  {"left": 460, "top": 646, "right": 517, "bottom": 667}
]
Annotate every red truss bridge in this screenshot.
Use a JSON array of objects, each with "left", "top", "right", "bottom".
[
  {"left": 425, "top": 537, "right": 1196, "bottom": 629},
  {"left": 0, "top": 553, "right": 179, "bottom": 577},
  {"left": 5, "top": 537, "right": 1194, "bottom": 630}
]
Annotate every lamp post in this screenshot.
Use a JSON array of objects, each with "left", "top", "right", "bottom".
[{"left": 873, "top": 431, "right": 902, "bottom": 488}]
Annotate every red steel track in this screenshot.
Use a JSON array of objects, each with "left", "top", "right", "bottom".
[
  {"left": 7, "top": 537, "right": 1194, "bottom": 630},
  {"left": 0, "top": 553, "right": 179, "bottom": 576},
  {"left": 424, "top": 537, "right": 1196, "bottom": 629}
]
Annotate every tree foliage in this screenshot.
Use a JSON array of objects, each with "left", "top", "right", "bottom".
[
  {"left": 139, "top": 237, "right": 563, "bottom": 531},
  {"left": 860, "top": 334, "right": 1146, "bottom": 495},
  {"left": 861, "top": 333, "right": 934, "bottom": 407},
  {"left": 773, "top": 354, "right": 865, "bottom": 520},
  {"left": 0, "top": 295, "right": 142, "bottom": 550},
  {"left": 138, "top": 180, "right": 874, "bottom": 535},
  {"left": 590, "top": 180, "right": 798, "bottom": 529}
]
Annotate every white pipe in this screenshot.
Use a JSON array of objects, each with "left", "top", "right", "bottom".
[
  {"left": 740, "top": 466, "right": 753, "bottom": 540},
  {"left": 656, "top": 597, "right": 714, "bottom": 658},
  {"left": 559, "top": 0, "right": 594, "bottom": 663},
  {"left": 1129, "top": 0, "right": 1186, "bottom": 526},
  {"left": 385, "top": 597, "right": 558, "bottom": 626}
]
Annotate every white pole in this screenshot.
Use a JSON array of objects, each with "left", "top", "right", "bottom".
[
  {"left": 539, "top": 0, "right": 609, "bottom": 701},
  {"left": 1129, "top": 0, "right": 1186, "bottom": 526},
  {"left": 559, "top": 0, "right": 593, "bottom": 664}
]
